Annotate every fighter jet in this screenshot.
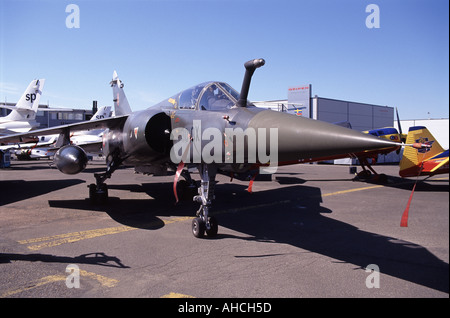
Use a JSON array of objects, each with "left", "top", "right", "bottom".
[{"left": 0, "top": 59, "right": 415, "bottom": 238}]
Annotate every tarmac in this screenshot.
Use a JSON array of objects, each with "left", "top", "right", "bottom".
[{"left": 0, "top": 159, "right": 448, "bottom": 298}]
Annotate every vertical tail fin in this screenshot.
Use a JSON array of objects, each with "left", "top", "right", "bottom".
[
  {"left": 110, "top": 71, "right": 132, "bottom": 116},
  {"left": 400, "top": 126, "right": 444, "bottom": 177},
  {"left": 90, "top": 106, "right": 111, "bottom": 121},
  {"left": 4, "top": 79, "right": 45, "bottom": 121}
]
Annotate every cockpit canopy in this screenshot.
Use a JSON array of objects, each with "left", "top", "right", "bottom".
[{"left": 154, "top": 81, "right": 251, "bottom": 111}]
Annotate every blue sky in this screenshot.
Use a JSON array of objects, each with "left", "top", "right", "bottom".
[{"left": 1, "top": 0, "right": 448, "bottom": 120}]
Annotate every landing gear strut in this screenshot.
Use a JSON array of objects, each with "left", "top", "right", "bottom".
[
  {"left": 355, "top": 157, "right": 388, "bottom": 183},
  {"left": 191, "top": 164, "right": 218, "bottom": 238},
  {"left": 88, "top": 152, "right": 122, "bottom": 204}
]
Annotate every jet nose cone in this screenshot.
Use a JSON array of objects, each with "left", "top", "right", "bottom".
[{"left": 248, "top": 110, "right": 399, "bottom": 162}]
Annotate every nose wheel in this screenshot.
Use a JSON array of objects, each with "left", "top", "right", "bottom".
[{"left": 192, "top": 216, "right": 218, "bottom": 238}]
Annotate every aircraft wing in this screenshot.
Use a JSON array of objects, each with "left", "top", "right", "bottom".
[{"left": 0, "top": 115, "right": 128, "bottom": 144}]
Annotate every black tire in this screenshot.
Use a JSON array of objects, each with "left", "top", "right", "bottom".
[
  {"left": 97, "top": 183, "right": 108, "bottom": 204},
  {"left": 357, "top": 170, "right": 372, "bottom": 179},
  {"left": 89, "top": 183, "right": 108, "bottom": 204},
  {"left": 192, "top": 217, "right": 205, "bottom": 238},
  {"left": 88, "top": 183, "right": 97, "bottom": 204}
]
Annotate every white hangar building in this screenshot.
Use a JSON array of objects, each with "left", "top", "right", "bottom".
[{"left": 253, "top": 85, "right": 394, "bottom": 131}]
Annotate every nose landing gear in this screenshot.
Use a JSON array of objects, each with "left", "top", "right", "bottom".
[{"left": 191, "top": 164, "right": 218, "bottom": 238}]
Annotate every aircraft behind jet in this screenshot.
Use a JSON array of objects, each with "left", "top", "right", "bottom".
[
  {"left": 7, "top": 106, "right": 112, "bottom": 159},
  {"left": 110, "top": 70, "right": 132, "bottom": 116},
  {"left": 400, "top": 126, "right": 449, "bottom": 177},
  {"left": 70, "top": 105, "right": 112, "bottom": 149},
  {"left": 0, "top": 79, "right": 45, "bottom": 135}
]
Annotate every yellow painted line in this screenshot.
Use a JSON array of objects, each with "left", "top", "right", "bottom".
[
  {"left": 161, "top": 292, "right": 196, "bottom": 298},
  {"left": 18, "top": 216, "right": 193, "bottom": 251},
  {"left": 19, "top": 226, "right": 136, "bottom": 251},
  {"left": 18, "top": 226, "right": 135, "bottom": 250},
  {"left": 79, "top": 269, "right": 119, "bottom": 288},
  {"left": 1, "top": 274, "right": 65, "bottom": 298},
  {"left": 322, "top": 185, "right": 384, "bottom": 197},
  {"left": 0, "top": 270, "right": 118, "bottom": 298}
]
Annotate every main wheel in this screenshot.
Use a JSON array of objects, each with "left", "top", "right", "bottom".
[
  {"left": 97, "top": 183, "right": 109, "bottom": 204},
  {"left": 88, "top": 183, "right": 108, "bottom": 204},
  {"left": 357, "top": 170, "right": 372, "bottom": 179},
  {"left": 192, "top": 217, "right": 205, "bottom": 238},
  {"left": 88, "top": 183, "right": 99, "bottom": 204}
]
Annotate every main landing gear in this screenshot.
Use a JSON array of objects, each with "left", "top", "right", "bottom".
[
  {"left": 88, "top": 153, "right": 122, "bottom": 204},
  {"left": 354, "top": 157, "right": 388, "bottom": 184},
  {"left": 191, "top": 164, "right": 218, "bottom": 238}
]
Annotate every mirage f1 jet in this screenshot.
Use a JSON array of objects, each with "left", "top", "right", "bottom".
[{"left": 0, "top": 59, "right": 419, "bottom": 238}]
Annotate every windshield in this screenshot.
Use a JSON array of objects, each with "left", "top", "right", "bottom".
[
  {"left": 198, "top": 83, "right": 235, "bottom": 110},
  {"left": 178, "top": 85, "right": 203, "bottom": 109},
  {"left": 154, "top": 81, "right": 240, "bottom": 111},
  {"left": 218, "top": 82, "right": 240, "bottom": 101}
]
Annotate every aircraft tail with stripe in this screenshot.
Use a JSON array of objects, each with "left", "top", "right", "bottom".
[{"left": 399, "top": 126, "right": 449, "bottom": 177}]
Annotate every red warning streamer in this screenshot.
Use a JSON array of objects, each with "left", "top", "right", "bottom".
[
  {"left": 247, "top": 172, "right": 258, "bottom": 193},
  {"left": 173, "top": 161, "right": 185, "bottom": 204},
  {"left": 173, "top": 135, "right": 192, "bottom": 204},
  {"left": 400, "top": 155, "right": 425, "bottom": 227},
  {"left": 400, "top": 181, "right": 417, "bottom": 227}
]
